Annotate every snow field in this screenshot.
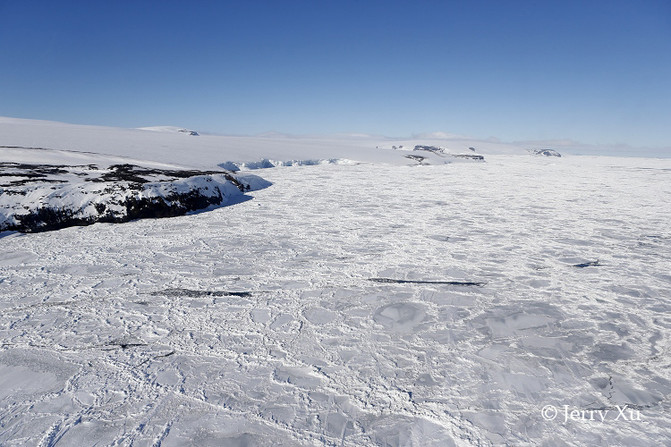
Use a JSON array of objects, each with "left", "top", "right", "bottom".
[{"left": 0, "top": 155, "right": 670, "bottom": 445}]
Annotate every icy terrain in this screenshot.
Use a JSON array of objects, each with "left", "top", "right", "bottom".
[{"left": 1, "top": 152, "right": 670, "bottom": 445}]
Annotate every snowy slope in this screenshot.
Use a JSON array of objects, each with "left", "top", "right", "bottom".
[{"left": 0, "top": 117, "right": 525, "bottom": 171}]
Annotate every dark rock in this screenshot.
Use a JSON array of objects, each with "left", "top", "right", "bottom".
[
  {"left": 573, "top": 260, "right": 601, "bottom": 268},
  {"left": 414, "top": 145, "right": 445, "bottom": 154},
  {"left": 151, "top": 288, "right": 252, "bottom": 297},
  {"left": 452, "top": 154, "right": 485, "bottom": 161},
  {"left": 14, "top": 207, "right": 96, "bottom": 233},
  {"left": 532, "top": 149, "right": 562, "bottom": 157},
  {"left": 1, "top": 163, "right": 259, "bottom": 233},
  {"left": 369, "top": 278, "right": 486, "bottom": 286},
  {"left": 90, "top": 164, "right": 246, "bottom": 190},
  {"left": 405, "top": 154, "right": 426, "bottom": 163}
]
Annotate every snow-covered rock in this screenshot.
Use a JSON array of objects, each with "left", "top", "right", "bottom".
[
  {"left": 405, "top": 145, "right": 485, "bottom": 164},
  {"left": 531, "top": 148, "right": 562, "bottom": 157},
  {"left": 218, "top": 158, "right": 357, "bottom": 172},
  {"left": 0, "top": 162, "right": 270, "bottom": 233},
  {"left": 137, "top": 126, "right": 199, "bottom": 136},
  {"left": 1, "top": 117, "right": 526, "bottom": 172},
  {"left": 414, "top": 145, "right": 447, "bottom": 154}
]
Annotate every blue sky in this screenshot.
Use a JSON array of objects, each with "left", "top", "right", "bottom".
[{"left": 1, "top": 0, "right": 669, "bottom": 148}]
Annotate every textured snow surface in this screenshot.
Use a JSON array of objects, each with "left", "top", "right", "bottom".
[{"left": 1, "top": 155, "right": 670, "bottom": 445}]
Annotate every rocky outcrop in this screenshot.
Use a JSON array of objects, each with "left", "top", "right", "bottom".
[
  {"left": 532, "top": 149, "right": 562, "bottom": 157},
  {"left": 452, "top": 154, "right": 485, "bottom": 161},
  {"left": 404, "top": 154, "right": 427, "bottom": 164},
  {"left": 0, "top": 163, "right": 270, "bottom": 233},
  {"left": 414, "top": 145, "right": 446, "bottom": 154},
  {"left": 411, "top": 145, "right": 485, "bottom": 162}
]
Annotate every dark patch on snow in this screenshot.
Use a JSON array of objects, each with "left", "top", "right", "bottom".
[
  {"left": 107, "top": 338, "right": 148, "bottom": 350},
  {"left": 1, "top": 162, "right": 245, "bottom": 190},
  {"left": 116, "top": 342, "right": 147, "bottom": 350},
  {"left": 427, "top": 234, "right": 450, "bottom": 242},
  {"left": 573, "top": 260, "right": 601, "bottom": 268},
  {"left": 405, "top": 154, "right": 427, "bottom": 163},
  {"left": 152, "top": 288, "right": 253, "bottom": 298},
  {"left": 407, "top": 147, "right": 484, "bottom": 162},
  {"left": 532, "top": 149, "right": 562, "bottom": 157},
  {"left": 178, "top": 129, "right": 199, "bottom": 136},
  {"left": 90, "top": 164, "right": 246, "bottom": 190},
  {"left": 0, "top": 163, "right": 264, "bottom": 233},
  {"left": 414, "top": 145, "right": 446, "bottom": 154},
  {"left": 452, "top": 154, "right": 485, "bottom": 161},
  {"left": 0, "top": 162, "right": 77, "bottom": 186},
  {"left": 369, "top": 278, "right": 486, "bottom": 287},
  {"left": 7, "top": 184, "right": 228, "bottom": 233},
  {"left": 120, "top": 186, "right": 225, "bottom": 219},
  {"left": 13, "top": 207, "right": 97, "bottom": 233}
]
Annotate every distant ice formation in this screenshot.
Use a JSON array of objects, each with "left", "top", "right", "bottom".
[{"left": 531, "top": 148, "right": 562, "bottom": 157}]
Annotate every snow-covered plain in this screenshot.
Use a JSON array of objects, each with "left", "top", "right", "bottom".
[{"left": 1, "top": 118, "right": 670, "bottom": 445}]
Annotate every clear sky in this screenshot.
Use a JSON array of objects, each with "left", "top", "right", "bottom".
[{"left": 1, "top": 0, "right": 669, "bottom": 149}]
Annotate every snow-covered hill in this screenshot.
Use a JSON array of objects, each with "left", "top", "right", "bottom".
[
  {"left": 0, "top": 116, "right": 525, "bottom": 171},
  {"left": 137, "top": 126, "right": 200, "bottom": 136}
]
